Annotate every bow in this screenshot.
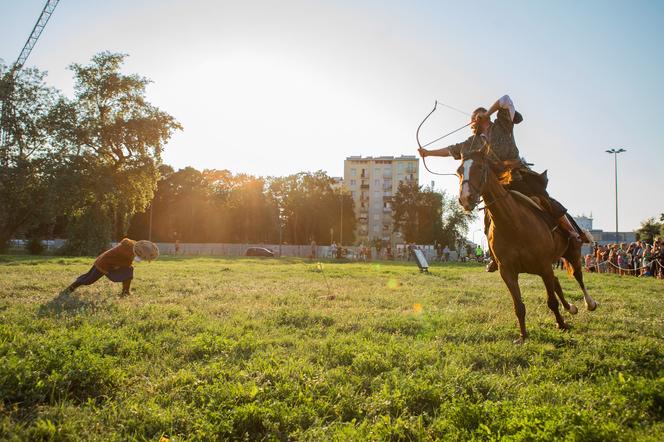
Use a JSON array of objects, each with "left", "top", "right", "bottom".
[{"left": 416, "top": 100, "right": 472, "bottom": 176}]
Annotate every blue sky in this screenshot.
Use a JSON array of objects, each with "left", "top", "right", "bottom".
[{"left": 1, "top": 0, "right": 662, "bottom": 235}]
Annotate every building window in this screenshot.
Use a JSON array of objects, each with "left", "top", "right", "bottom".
[
  {"left": 351, "top": 191, "right": 356, "bottom": 198},
  {"left": 373, "top": 214, "right": 380, "bottom": 221},
  {"left": 374, "top": 168, "right": 381, "bottom": 175},
  {"left": 373, "top": 191, "right": 381, "bottom": 198},
  {"left": 351, "top": 168, "right": 356, "bottom": 176},
  {"left": 350, "top": 179, "right": 356, "bottom": 186},
  {"left": 374, "top": 179, "right": 380, "bottom": 185}
]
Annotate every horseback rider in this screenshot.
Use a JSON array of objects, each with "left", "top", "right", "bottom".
[{"left": 418, "top": 95, "right": 584, "bottom": 272}]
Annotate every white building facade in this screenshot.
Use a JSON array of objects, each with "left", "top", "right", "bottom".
[{"left": 343, "top": 155, "right": 419, "bottom": 244}]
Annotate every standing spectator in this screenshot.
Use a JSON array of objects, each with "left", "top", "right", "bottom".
[
  {"left": 330, "top": 241, "right": 337, "bottom": 259},
  {"left": 654, "top": 238, "right": 664, "bottom": 279},
  {"left": 310, "top": 239, "right": 317, "bottom": 260},
  {"left": 443, "top": 245, "right": 451, "bottom": 262},
  {"left": 459, "top": 246, "right": 467, "bottom": 262},
  {"left": 642, "top": 244, "right": 652, "bottom": 277}
]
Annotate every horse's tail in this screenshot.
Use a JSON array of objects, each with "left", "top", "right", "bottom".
[
  {"left": 582, "top": 229, "right": 594, "bottom": 244},
  {"left": 562, "top": 257, "right": 575, "bottom": 278}
]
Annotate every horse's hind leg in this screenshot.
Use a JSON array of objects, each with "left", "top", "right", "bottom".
[
  {"left": 500, "top": 267, "right": 527, "bottom": 344},
  {"left": 553, "top": 276, "right": 578, "bottom": 315},
  {"left": 542, "top": 271, "right": 569, "bottom": 330},
  {"left": 563, "top": 247, "right": 598, "bottom": 311}
]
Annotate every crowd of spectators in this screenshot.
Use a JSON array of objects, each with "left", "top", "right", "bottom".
[{"left": 584, "top": 238, "right": 664, "bottom": 278}]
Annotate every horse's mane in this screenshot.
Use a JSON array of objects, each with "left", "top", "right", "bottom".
[
  {"left": 473, "top": 146, "right": 522, "bottom": 186},
  {"left": 494, "top": 159, "right": 521, "bottom": 185},
  {"left": 498, "top": 168, "right": 514, "bottom": 185}
]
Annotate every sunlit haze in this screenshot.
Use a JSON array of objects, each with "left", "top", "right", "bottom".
[{"left": 2, "top": 0, "right": 662, "bottom": 237}]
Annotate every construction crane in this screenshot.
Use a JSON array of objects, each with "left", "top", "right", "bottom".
[{"left": 1, "top": 0, "right": 60, "bottom": 150}]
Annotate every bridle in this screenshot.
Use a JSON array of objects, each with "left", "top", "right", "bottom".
[
  {"left": 459, "top": 155, "right": 488, "bottom": 209},
  {"left": 460, "top": 153, "right": 510, "bottom": 211}
]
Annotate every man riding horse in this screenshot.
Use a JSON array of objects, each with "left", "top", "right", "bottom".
[{"left": 418, "top": 95, "right": 585, "bottom": 272}]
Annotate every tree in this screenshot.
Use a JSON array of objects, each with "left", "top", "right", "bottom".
[
  {"left": 267, "top": 171, "right": 355, "bottom": 245},
  {"left": 0, "top": 64, "right": 71, "bottom": 250},
  {"left": 55, "top": 52, "right": 181, "bottom": 254},
  {"left": 635, "top": 217, "right": 662, "bottom": 243},
  {"left": 392, "top": 182, "right": 475, "bottom": 246}
]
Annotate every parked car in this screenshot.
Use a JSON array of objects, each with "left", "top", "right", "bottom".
[{"left": 245, "top": 247, "right": 275, "bottom": 257}]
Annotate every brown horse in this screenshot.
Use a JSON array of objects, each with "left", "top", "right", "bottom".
[{"left": 456, "top": 148, "right": 598, "bottom": 344}]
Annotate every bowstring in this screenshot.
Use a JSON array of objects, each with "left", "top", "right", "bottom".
[{"left": 418, "top": 100, "right": 474, "bottom": 176}]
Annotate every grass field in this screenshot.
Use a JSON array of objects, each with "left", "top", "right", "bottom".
[{"left": 1, "top": 256, "right": 662, "bottom": 441}]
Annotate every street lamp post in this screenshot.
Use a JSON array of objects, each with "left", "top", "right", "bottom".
[
  {"left": 472, "top": 228, "right": 482, "bottom": 246},
  {"left": 340, "top": 190, "right": 344, "bottom": 246},
  {"left": 605, "top": 148, "right": 626, "bottom": 242},
  {"left": 148, "top": 203, "right": 153, "bottom": 241}
]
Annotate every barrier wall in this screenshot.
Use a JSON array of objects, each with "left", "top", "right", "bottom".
[{"left": 10, "top": 239, "right": 463, "bottom": 261}]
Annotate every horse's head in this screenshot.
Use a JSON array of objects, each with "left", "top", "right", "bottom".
[{"left": 456, "top": 149, "right": 490, "bottom": 211}]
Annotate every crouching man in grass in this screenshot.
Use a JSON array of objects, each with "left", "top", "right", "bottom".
[{"left": 63, "top": 238, "right": 159, "bottom": 297}]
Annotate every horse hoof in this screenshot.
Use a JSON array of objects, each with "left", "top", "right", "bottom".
[
  {"left": 557, "top": 322, "right": 571, "bottom": 331},
  {"left": 567, "top": 304, "right": 578, "bottom": 315},
  {"left": 513, "top": 337, "right": 525, "bottom": 345},
  {"left": 586, "top": 300, "right": 598, "bottom": 311}
]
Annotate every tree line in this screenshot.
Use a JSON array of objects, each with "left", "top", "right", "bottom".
[
  {"left": 1, "top": 52, "right": 474, "bottom": 254},
  {"left": 126, "top": 167, "right": 357, "bottom": 245},
  {"left": 1, "top": 52, "right": 180, "bottom": 254}
]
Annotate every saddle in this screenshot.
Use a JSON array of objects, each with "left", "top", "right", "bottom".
[{"left": 508, "top": 190, "right": 558, "bottom": 231}]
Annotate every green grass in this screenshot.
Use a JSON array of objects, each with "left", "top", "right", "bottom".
[{"left": 0, "top": 256, "right": 662, "bottom": 441}]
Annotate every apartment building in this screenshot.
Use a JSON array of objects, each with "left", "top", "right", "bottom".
[{"left": 343, "top": 155, "right": 419, "bottom": 244}]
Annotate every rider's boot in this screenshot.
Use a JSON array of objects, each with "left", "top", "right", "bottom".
[{"left": 558, "top": 215, "right": 582, "bottom": 245}]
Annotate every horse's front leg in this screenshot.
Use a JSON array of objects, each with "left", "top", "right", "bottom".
[{"left": 500, "top": 267, "right": 527, "bottom": 344}]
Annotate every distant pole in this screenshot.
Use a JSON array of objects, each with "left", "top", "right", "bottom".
[
  {"left": 472, "top": 228, "right": 482, "bottom": 246},
  {"left": 605, "top": 148, "right": 626, "bottom": 242},
  {"left": 278, "top": 207, "right": 282, "bottom": 257},
  {"left": 340, "top": 191, "right": 344, "bottom": 246},
  {"left": 148, "top": 204, "right": 153, "bottom": 241}
]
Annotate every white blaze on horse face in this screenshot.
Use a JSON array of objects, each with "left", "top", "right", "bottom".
[{"left": 460, "top": 159, "right": 474, "bottom": 207}]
